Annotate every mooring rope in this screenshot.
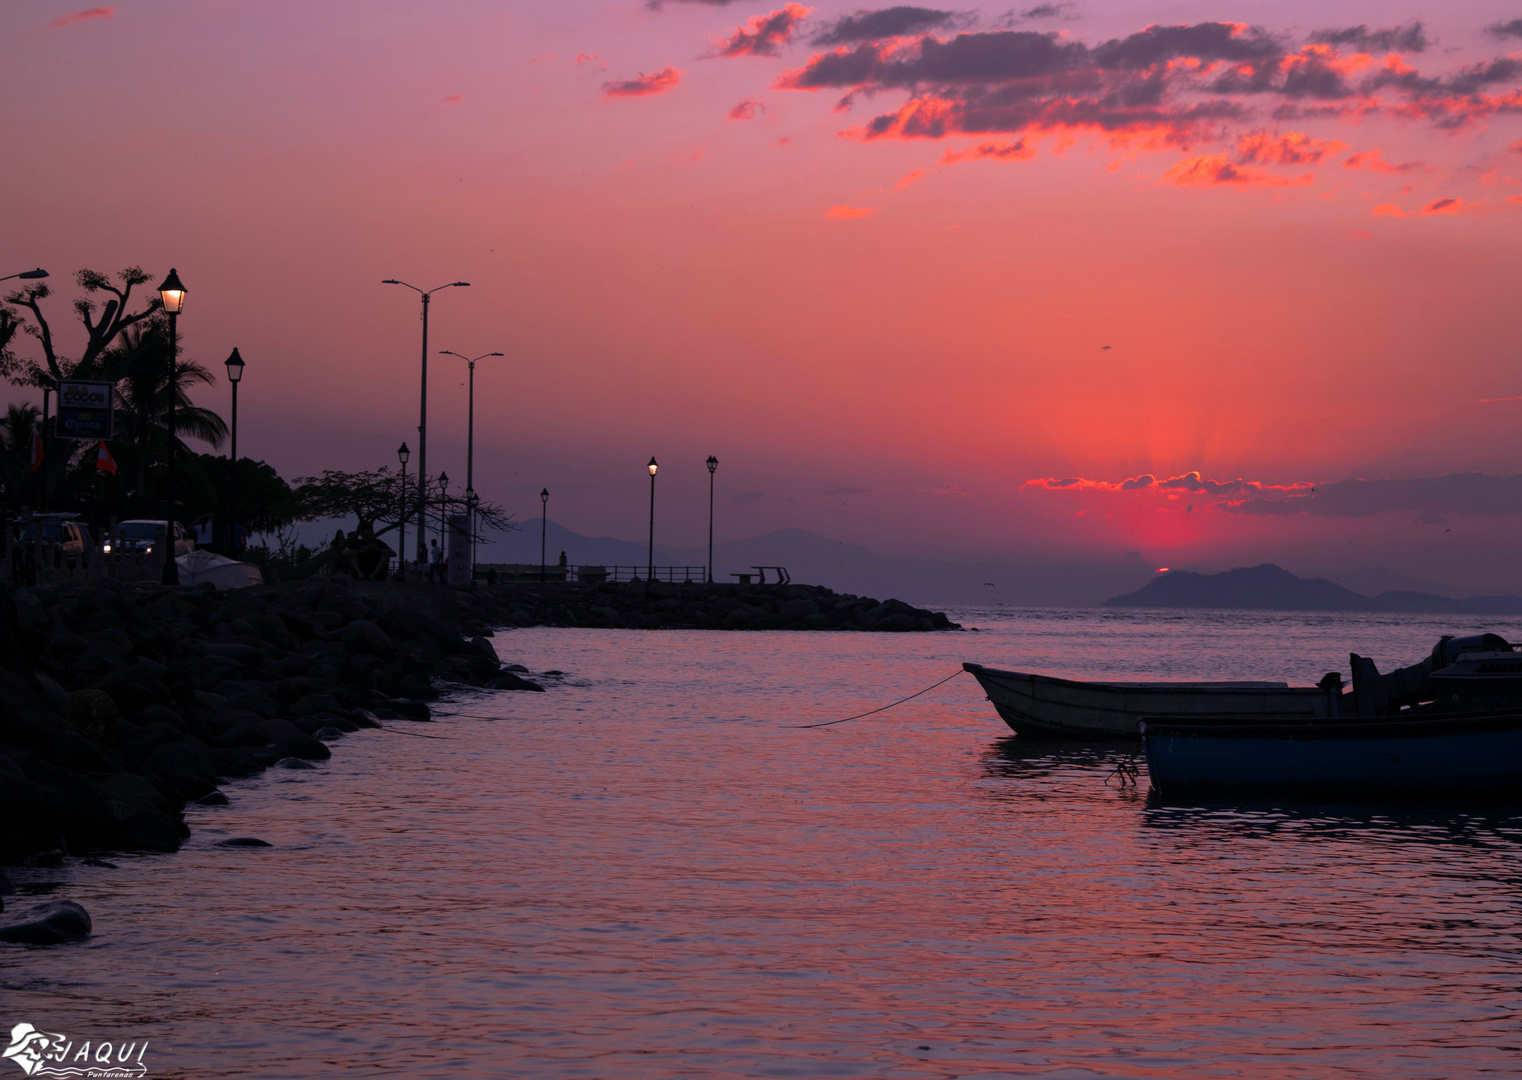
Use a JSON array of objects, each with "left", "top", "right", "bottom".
[
  {"left": 374, "top": 725, "right": 455, "bottom": 740},
  {"left": 795, "top": 669, "right": 967, "bottom": 729}
]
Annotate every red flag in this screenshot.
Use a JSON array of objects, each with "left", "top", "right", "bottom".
[
  {"left": 95, "top": 441, "right": 117, "bottom": 475},
  {"left": 29, "top": 430, "right": 43, "bottom": 472}
]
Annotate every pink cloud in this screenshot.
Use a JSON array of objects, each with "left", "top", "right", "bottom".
[
  {"left": 441, "top": 94, "right": 463, "bottom": 104},
  {"left": 1235, "top": 131, "right": 1346, "bottom": 166},
  {"left": 1024, "top": 472, "right": 1315, "bottom": 497},
  {"left": 1344, "top": 148, "right": 1422, "bottom": 173},
  {"left": 728, "top": 99, "right": 765, "bottom": 120},
  {"left": 825, "top": 205, "right": 875, "bottom": 219},
  {"left": 603, "top": 67, "right": 682, "bottom": 98},
  {"left": 895, "top": 168, "right": 931, "bottom": 190},
  {"left": 713, "top": 4, "right": 813, "bottom": 59},
  {"left": 52, "top": 7, "right": 113, "bottom": 27},
  {"left": 941, "top": 139, "right": 1036, "bottom": 164},
  {"left": 1372, "top": 202, "right": 1409, "bottom": 218},
  {"left": 1423, "top": 196, "right": 1463, "bottom": 214},
  {"left": 575, "top": 53, "right": 608, "bottom": 72},
  {"left": 1165, "top": 154, "right": 1313, "bottom": 189}
]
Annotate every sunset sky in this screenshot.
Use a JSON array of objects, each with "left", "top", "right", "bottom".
[{"left": 5, "top": 0, "right": 1522, "bottom": 586}]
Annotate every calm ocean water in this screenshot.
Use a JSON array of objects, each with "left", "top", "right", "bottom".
[{"left": 7, "top": 607, "right": 1522, "bottom": 1079}]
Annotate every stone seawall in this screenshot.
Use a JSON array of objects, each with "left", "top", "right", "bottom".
[{"left": 0, "top": 578, "right": 541, "bottom": 870}]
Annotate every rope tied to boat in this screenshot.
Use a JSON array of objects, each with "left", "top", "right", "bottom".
[{"left": 795, "top": 669, "right": 968, "bottom": 728}]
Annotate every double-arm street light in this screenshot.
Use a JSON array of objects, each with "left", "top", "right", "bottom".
[
  {"left": 381, "top": 278, "right": 469, "bottom": 569},
  {"left": 157, "top": 269, "right": 187, "bottom": 584},
  {"left": 0, "top": 269, "right": 47, "bottom": 283},
  {"left": 706, "top": 455, "right": 718, "bottom": 584},
  {"left": 439, "top": 348, "right": 502, "bottom": 575},
  {"left": 224, "top": 348, "right": 245, "bottom": 555},
  {"left": 540, "top": 488, "right": 549, "bottom": 582},
  {"left": 646, "top": 458, "right": 658, "bottom": 581}
]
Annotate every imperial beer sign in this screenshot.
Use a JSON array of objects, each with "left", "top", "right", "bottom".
[{"left": 57, "top": 381, "right": 114, "bottom": 440}]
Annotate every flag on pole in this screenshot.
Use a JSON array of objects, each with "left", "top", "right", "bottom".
[
  {"left": 29, "top": 430, "right": 43, "bottom": 472},
  {"left": 96, "top": 441, "right": 117, "bottom": 475}
]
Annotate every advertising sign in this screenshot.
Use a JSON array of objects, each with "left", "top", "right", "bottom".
[{"left": 56, "top": 381, "right": 115, "bottom": 440}]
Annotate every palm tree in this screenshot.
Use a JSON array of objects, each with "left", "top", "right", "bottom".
[
  {"left": 100, "top": 323, "right": 226, "bottom": 500},
  {"left": 0, "top": 402, "right": 39, "bottom": 508}
]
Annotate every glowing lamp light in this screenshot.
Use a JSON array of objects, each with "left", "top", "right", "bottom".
[
  {"left": 157, "top": 268, "right": 187, "bottom": 314},
  {"left": 224, "top": 347, "right": 245, "bottom": 383},
  {"left": 648, "top": 457, "right": 659, "bottom": 476}
]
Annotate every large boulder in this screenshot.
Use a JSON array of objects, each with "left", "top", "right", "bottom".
[
  {"left": 0, "top": 900, "right": 92, "bottom": 944},
  {"left": 142, "top": 740, "right": 216, "bottom": 785},
  {"left": 341, "top": 620, "right": 394, "bottom": 657}
]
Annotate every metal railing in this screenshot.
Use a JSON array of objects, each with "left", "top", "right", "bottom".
[
  {"left": 474, "top": 563, "right": 708, "bottom": 584},
  {"left": 598, "top": 565, "right": 708, "bottom": 584}
]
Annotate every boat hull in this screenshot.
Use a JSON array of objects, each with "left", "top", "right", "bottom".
[
  {"left": 963, "top": 663, "right": 1330, "bottom": 739},
  {"left": 1142, "top": 712, "right": 1522, "bottom": 799}
]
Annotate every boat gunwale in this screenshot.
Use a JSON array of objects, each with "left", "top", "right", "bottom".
[
  {"left": 962, "top": 662, "right": 1303, "bottom": 694},
  {"left": 1140, "top": 709, "right": 1522, "bottom": 741}
]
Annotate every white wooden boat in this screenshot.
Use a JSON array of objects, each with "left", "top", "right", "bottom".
[{"left": 962, "top": 662, "right": 1334, "bottom": 739}]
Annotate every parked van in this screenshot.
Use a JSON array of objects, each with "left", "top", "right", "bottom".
[{"left": 109, "top": 520, "right": 195, "bottom": 558}]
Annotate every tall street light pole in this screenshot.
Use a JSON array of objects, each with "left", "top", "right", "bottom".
[
  {"left": 438, "top": 471, "right": 449, "bottom": 576},
  {"left": 397, "top": 442, "right": 410, "bottom": 577},
  {"left": 157, "top": 269, "right": 187, "bottom": 585},
  {"left": 540, "top": 488, "right": 549, "bottom": 582},
  {"left": 440, "top": 349, "right": 502, "bottom": 578},
  {"left": 0, "top": 269, "right": 48, "bottom": 283},
  {"left": 646, "top": 458, "right": 658, "bottom": 581},
  {"left": 706, "top": 455, "right": 718, "bottom": 584},
  {"left": 223, "top": 349, "right": 244, "bottom": 555},
  {"left": 381, "top": 278, "right": 469, "bottom": 570}
]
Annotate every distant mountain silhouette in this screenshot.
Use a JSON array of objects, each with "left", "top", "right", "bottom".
[{"left": 1104, "top": 563, "right": 1522, "bottom": 614}]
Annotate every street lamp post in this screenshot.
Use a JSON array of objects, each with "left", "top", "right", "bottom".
[
  {"left": 646, "top": 457, "right": 658, "bottom": 581},
  {"left": 397, "top": 442, "right": 410, "bottom": 577},
  {"left": 157, "top": 269, "right": 187, "bottom": 585},
  {"left": 706, "top": 456, "right": 718, "bottom": 584},
  {"left": 0, "top": 269, "right": 47, "bottom": 283},
  {"left": 437, "top": 471, "right": 449, "bottom": 577},
  {"left": 540, "top": 488, "right": 549, "bottom": 582},
  {"left": 440, "top": 349, "right": 502, "bottom": 580},
  {"left": 381, "top": 278, "right": 469, "bottom": 569},
  {"left": 223, "top": 349, "right": 244, "bottom": 556}
]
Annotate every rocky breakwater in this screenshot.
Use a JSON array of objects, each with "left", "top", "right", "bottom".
[
  {"left": 460, "top": 580, "right": 959, "bottom": 632},
  {"left": 0, "top": 577, "right": 541, "bottom": 876}
]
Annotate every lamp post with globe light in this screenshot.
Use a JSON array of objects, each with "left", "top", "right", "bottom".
[
  {"left": 706, "top": 456, "right": 718, "bottom": 583},
  {"left": 540, "top": 488, "right": 549, "bottom": 582},
  {"left": 157, "top": 269, "right": 187, "bottom": 584},
  {"left": 646, "top": 458, "right": 658, "bottom": 581},
  {"left": 223, "top": 349, "right": 245, "bottom": 555}
]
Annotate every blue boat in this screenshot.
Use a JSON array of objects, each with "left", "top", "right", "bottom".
[{"left": 1140, "top": 711, "right": 1522, "bottom": 800}]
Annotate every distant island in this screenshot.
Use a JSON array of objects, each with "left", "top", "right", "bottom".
[{"left": 1103, "top": 563, "right": 1522, "bottom": 614}]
